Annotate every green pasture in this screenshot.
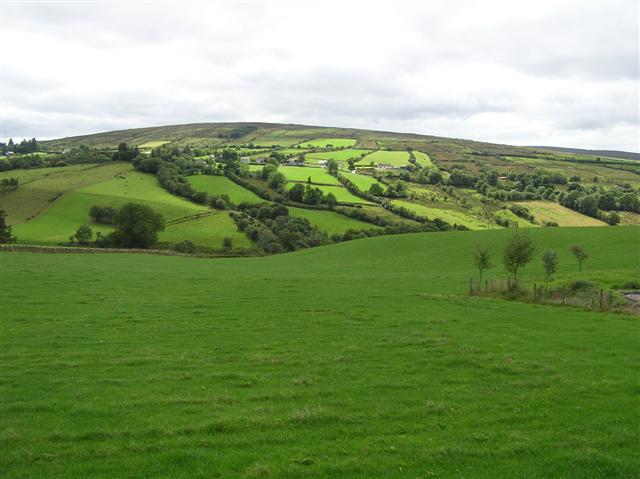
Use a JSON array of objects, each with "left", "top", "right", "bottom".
[
  {"left": 340, "top": 171, "right": 386, "bottom": 192},
  {"left": 412, "top": 150, "right": 433, "bottom": 167},
  {"left": 391, "top": 199, "right": 496, "bottom": 229},
  {"left": 288, "top": 207, "right": 380, "bottom": 235},
  {"left": 520, "top": 201, "right": 606, "bottom": 227},
  {"left": 280, "top": 166, "right": 340, "bottom": 185},
  {"left": 361, "top": 150, "right": 412, "bottom": 167},
  {"left": 0, "top": 163, "right": 134, "bottom": 224},
  {"left": 160, "top": 212, "right": 250, "bottom": 250},
  {"left": 1, "top": 226, "right": 638, "bottom": 477},
  {"left": 186, "top": 175, "right": 263, "bottom": 204},
  {"left": 304, "top": 149, "right": 371, "bottom": 164},
  {"left": 495, "top": 209, "right": 538, "bottom": 228},
  {"left": 286, "top": 183, "right": 372, "bottom": 204}
]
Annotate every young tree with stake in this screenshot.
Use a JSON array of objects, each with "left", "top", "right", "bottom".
[
  {"left": 472, "top": 245, "right": 492, "bottom": 283},
  {"left": 570, "top": 244, "right": 589, "bottom": 272},
  {"left": 503, "top": 230, "right": 535, "bottom": 281},
  {"left": 542, "top": 250, "right": 559, "bottom": 288}
]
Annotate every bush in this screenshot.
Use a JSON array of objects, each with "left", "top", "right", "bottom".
[{"left": 172, "top": 240, "right": 197, "bottom": 254}]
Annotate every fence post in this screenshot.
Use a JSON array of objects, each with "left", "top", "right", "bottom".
[
  {"left": 599, "top": 289, "right": 604, "bottom": 310},
  {"left": 533, "top": 283, "right": 537, "bottom": 302},
  {"left": 608, "top": 291, "right": 613, "bottom": 310},
  {"left": 469, "top": 278, "right": 473, "bottom": 295},
  {"left": 485, "top": 279, "right": 488, "bottom": 293}
]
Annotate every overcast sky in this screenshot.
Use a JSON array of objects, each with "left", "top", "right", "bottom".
[{"left": 1, "top": 0, "right": 638, "bottom": 151}]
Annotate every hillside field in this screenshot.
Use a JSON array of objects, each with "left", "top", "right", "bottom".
[{"left": 1, "top": 226, "right": 638, "bottom": 478}]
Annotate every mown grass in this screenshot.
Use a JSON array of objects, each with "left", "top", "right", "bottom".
[
  {"left": 340, "top": 171, "right": 385, "bottom": 192},
  {"left": 186, "top": 175, "right": 263, "bottom": 204},
  {"left": 160, "top": 212, "right": 250, "bottom": 249},
  {"left": 521, "top": 201, "right": 607, "bottom": 227},
  {"left": 412, "top": 150, "right": 433, "bottom": 167},
  {"left": 361, "top": 150, "right": 412, "bottom": 167},
  {"left": 288, "top": 207, "right": 380, "bottom": 235},
  {"left": 1, "top": 226, "right": 638, "bottom": 478},
  {"left": 279, "top": 166, "right": 340, "bottom": 185}
]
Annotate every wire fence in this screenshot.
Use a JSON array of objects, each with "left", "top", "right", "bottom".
[{"left": 468, "top": 277, "right": 619, "bottom": 312}]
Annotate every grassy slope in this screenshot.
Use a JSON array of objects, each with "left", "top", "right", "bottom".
[
  {"left": 340, "top": 171, "right": 385, "bottom": 192},
  {"left": 1, "top": 226, "right": 638, "bottom": 478},
  {"left": 285, "top": 183, "right": 372, "bottom": 204},
  {"left": 160, "top": 213, "right": 250, "bottom": 249},
  {"left": 1, "top": 163, "right": 133, "bottom": 224},
  {"left": 361, "top": 150, "right": 412, "bottom": 167},
  {"left": 279, "top": 166, "right": 340, "bottom": 185},
  {"left": 521, "top": 201, "right": 607, "bottom": 227},
  {"left": 288, "top": 207, "right": 380, "bottom": 235},
  {"left": 186, "top": 175, "right": 263, "bottom": 204},
  {"left": 412, "top": 150, "right": 433, "bottom": 167},
  {"left": 305, "top": 149, "right": 371, "bottom": 164},
  {"left": 392, "top": 199, "right": 496, "bottom": 229},
  {"left": 13, "top": 170, "right": 208, "bottom": 244}
]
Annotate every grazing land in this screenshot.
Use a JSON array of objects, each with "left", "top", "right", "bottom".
[
  {"left": 391, "top": 199, "right": 496, "bottom": 229},
  {"left": 285, "top": 183, "right": 373, "bottom": 204},
  {"left": 1, "top": 226, "right": 638, "bottom": 478},
  {"left": 520, "top": 201, "right": 607, "bottom": 227},
  {"left": 187, "top": 175, "right": 263, "bottom": 204},
  {"left": 340, "top": 171, "right": 386, "bottom": 192},
  {"left": 361, "top": 150, "right": 412, "bottom": 167},
  {"left": 304, "top": 149, "right": 371, "bottom": 164},
  {"left": 288, "top": 206, "right": 379, "bottom": 234},
  {"left": 279, "top": 166, "right": 341, "bottom": 185}
]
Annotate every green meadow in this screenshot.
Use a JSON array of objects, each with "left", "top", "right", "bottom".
[
  {"left": 340, "top": 171, "right": 385, "bottom": 192},
  {"left": 412, "top": 150, "right": 433, "bottom": 167},
  {"left": 520, "top": 201, "right": 607, "bottom": 227},
  {"left": 1, "top": 226, "right": 638, "bottom": 478},
  {"left": 285, "top": 183, "right": 372, "bottom": 204},
  {"left": 187, "top": 175, "right": 263, "bottom": 204},
  {"left": 279, "top": 166, "right": 340, "bottom": 185},
  {"left": 288, "top": 206, "right": 380, "bottom": 235},
  {"left": 304, "top": 149, "right": 371, "bottom": 164},
  {"left": 361, "top": 150, "right": 412, "bottom": 167},
  {"left": 391, "top": 199, "right": 495, "bottom": 229}
]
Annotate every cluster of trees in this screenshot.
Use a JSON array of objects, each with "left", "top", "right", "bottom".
[
  {"left": 0, "top": 209, "right": 16, "bottom": 244},
  {"left": 472, "top": 232, "right": 590, "bottom": 287},
  {"left": 231, "top": 203, "right": 329, "bottom": 253},
  {"left": 73, "top": 203, "right": 165, "bottom": 249},
  {"left": 0, "top": 178, "right": 19, "bottom": 192},
  {"left": 288, "top": 183, "right": 337, "bottom": 207},
  {"left": 112, "top": 143, "right": 140, "bottom": 162},
  {"left": 558, "top": 185, "right": 638, "bottom": 225},
  {"left": 509, "top": 204, "right": 535, "bottom": 223},
  {"left": 1, "top": 138, "right": 39, "bottom": 155}
]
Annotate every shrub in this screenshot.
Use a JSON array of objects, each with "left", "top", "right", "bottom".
[{"left": 172, "top": 240, "right": 197, "bottom": 254}]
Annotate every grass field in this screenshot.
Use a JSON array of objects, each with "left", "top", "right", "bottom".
[
  {"left": 286, "top": 183, "right": 372, "bottom": 204},
  {"left": 1, "top": 226, "right": 638, "bottom": 478},
  {"left": 304, "top": 149, "right": 371, "bottom": 164},
  {"left": 340, "top": 171, "right": 386, "bottom": 192},
  {"left": 279, "top": 166, "right": 340, "bottom": 185},
  {"left": 1, "top": 163, "right": 133, "bottom": 224},
  {"left": 12, "top": 170, "right": 208, "bottom": 245},
  {"left": 160, "top": 212, "right": 250, "bottom": 249},
  {"left": 288, "top": 207, "right": 379, "bottom": 235},
  {"left": 137, "top": 140, "right": 170, "bottom": 149},
  {"left": 391, "top": 199, "right": 496, "bottom": 229},
  {"left": 412, "top": 150, "right": 433, "bottom": 167},
  {"left": 300, "top": 138, "right": 357, "bottom": 148},
  {"left": 520, "top": 201, "right": 606, "bottom": 227},
  {"left": 186, "top": 175, "right": 263, "bottom": 204},
  {"left": 495, "top": 209, "right": 538, "bottom": 228},
  {"left": 617, "top": 211, "right": 640, "bottom": 225},
  {"left": 361, "top": 150, "right": 412, "bottom": 167}
]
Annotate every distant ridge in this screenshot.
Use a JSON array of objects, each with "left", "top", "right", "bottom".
[{"left": 528, "top": 146, "right": 640, "bottom": 161}]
